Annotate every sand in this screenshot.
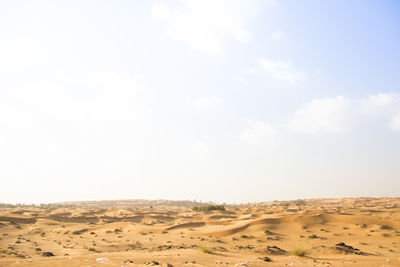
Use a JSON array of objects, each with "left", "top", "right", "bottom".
[{"left": 0, "top": 198, "right": 400, "bottom": 266}]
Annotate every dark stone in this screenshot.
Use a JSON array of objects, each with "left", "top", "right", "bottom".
[
  {"left": 266, "top": 245, "right": 287, "bottom": 255},
  {"left": 259, "top": 256, "right": 272, "bottom": 262},
  {"left": 335, "top": 242, "right": 366, "bottom": 255},
  {"left": 42, "top": 252, "right": 54, "bottom": 257}
]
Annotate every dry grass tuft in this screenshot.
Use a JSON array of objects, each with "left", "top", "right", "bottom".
[
  {"left": 199, "top": 246, "right": 214, "bottom": 254},
  {"left": 291, "top": 247, "right": 310, "bottom": 257}
]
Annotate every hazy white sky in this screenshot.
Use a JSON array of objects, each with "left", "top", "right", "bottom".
[{"left": 1, "top": 0, "right": 399, "bottom": 204}]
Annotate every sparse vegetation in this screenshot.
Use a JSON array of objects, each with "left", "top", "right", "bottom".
[
  {"left": 199, "top": 246, "right": 214, "bottom": 254},
  {"left": 291, "top": 247, "right": 310, "bottom": 257},
  {"left": 294, "top": 200, "right": 307, "bottom": 206},
  {"left": 192, "top": 205, "right": 225, "bottom": 211}
]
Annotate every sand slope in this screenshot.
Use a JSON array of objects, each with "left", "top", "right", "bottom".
[{"left": 0, "top": 198, "right": 400, "bottom": 266}]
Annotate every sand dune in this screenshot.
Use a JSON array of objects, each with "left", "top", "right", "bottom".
[{"left": 0, "top": 198, "right": 400, "bottom": 266}]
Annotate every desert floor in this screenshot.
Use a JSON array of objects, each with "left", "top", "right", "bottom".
[{"left": 0, "top": 198, "right": 400, "bottom": 267}]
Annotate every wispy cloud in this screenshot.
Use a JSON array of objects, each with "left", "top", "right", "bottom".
[
  {"left": 389, "top": 114, "right": 400, "bottom": 131},
  {"left": 288, "top": 93, "right": 400, "bottom": 133},
  {"left": 152, "top": 0, "right": 272, "bottom": 53},
  {"left": 288, "top": 96, "right": 356, "bottom": 133},
  {"left": 259, "top": 58, "right": 308, "bottom": 86}
]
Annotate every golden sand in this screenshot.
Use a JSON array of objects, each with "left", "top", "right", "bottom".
[{"left": 0, "top": 198, "right": 399, "bottom": 266}]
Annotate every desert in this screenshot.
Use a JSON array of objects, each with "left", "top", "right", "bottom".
[
  {"left": 0, "top": 198, "right": 399, "bottom": 267},
  {"left": 2, "top": 1, "right": 400, "bottom": 266}
]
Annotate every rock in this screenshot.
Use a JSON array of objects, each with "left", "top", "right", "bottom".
[
  {"left": 41, "top": 252, "right": 54, "bottom": 257},
  {"left": 335, "top": 242, "right": 366, "bottom": 255},
  {"left": 72, "top": 228, "right": 88, "bottom": 235},
  {"left": 258, "top": 256, "right": 272, "bottom": 262},
  {"left": 235, "top": 245, "right": 254, "bottom": 250},
  {"left": 266, "top": 245, "right": 287, "bottom": 255},
  {"left": 145, "top": 261, "right": 160, "bottom": 265},
  {"left": 234, "top": 261, "right": 249, "bottom": 266}
]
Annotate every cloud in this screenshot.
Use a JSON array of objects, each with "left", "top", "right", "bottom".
[
  {"left": 0, "top": 72, "right": 156, "bottom": 162},
  {"left": 288, "top": 93, "right": 400, "bottom": 133},
  {"left": 288, "top": 96, "right": 355, "bottom": 133},
  {"left": 259, "top": 58, "right": 308, "bottom": 86},
  {"left": 152, "top": 0, "right": 271, "bottom": 53},
  {"left": 194, "top": 96, "right": 219, "bottom": 110},
  {"left": 360, "top": 93, "right": 400, "bottom": 117},
  {"left": 4, "top": 72, "right": 150, "bottom": 123},
  {"left": 361, "top": 93, "right": 400, "bottom": 132},
  {"left": 389, "top": 114, "right": 400, "bottom": 131},
  {"left": 239, "top": 120, "right": 280, "bottom": 146}
]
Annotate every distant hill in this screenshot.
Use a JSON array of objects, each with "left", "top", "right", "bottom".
[
  {"left": 1, "top": 197, "right": 398, "bottom": 209},
  {"left": 58, "top": 199, "right": 212, "bottom": 208},
  {"left": 0, "top": 199, "right": 214, "bottom": 209}
]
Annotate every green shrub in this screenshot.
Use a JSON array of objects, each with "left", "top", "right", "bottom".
[{"left": 192, "top": 205, "right": 225, "bottom": 211}]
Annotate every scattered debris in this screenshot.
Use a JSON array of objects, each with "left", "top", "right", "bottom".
[
  {"left": 235, "top": 245, "right": 254, "bottom": 250},
  {"left": 96, "top": 257, "right": 109, "bottom": 262}
]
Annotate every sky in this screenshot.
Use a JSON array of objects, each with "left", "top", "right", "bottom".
[{"left": 0, "top": 0, "right": 399, "bottom": 204}]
